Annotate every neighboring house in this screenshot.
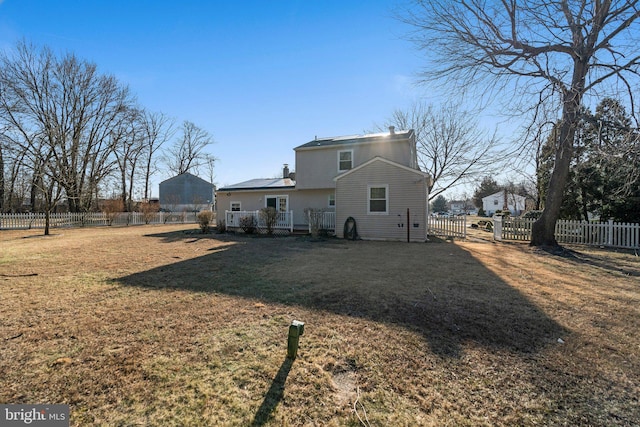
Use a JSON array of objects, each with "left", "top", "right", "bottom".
[
  {"left": 216, "top": 127, "right": 431, "bottom": 241},
  {"left": 482, "top": 190, "right": 526, "bottom": 216},
  {"left": 448, "top": 200, "right": 466, "bottom": 215},
  {"left": 159, "top": 172, "right": 215, "bottom": 212}
]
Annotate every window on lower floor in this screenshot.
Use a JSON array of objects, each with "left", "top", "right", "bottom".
[
  {"left": 266, "top": 195, "right": 288, "bottom": 212},
  {"left": 231, "top": 202, "right": 241, "bottom": 211},
  {"left": 328, "top": 193, "right": 335, "bottom": 207},
  {"left": 368, "top": 185, "right": 388, "bottom": 214}
]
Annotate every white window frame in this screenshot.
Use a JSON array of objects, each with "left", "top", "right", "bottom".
[
  {"left": 328, "top": 193, "right": 335, "bottom": 207},
  {"left": 230, "top": 201, "right": 241, "bottom": 211},
  {"left": 265, "top": 195, "right": 289, "bottom": 212},
  {"left": 338, "top": 150, "right": 353, "bottom": 172},
  {"left": 367, "top": 184, "right": 388, "bottom": 215}
]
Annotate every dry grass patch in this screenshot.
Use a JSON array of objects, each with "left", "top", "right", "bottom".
[{"left": 1, "top": 225, "right": 639, "bottom": 426}]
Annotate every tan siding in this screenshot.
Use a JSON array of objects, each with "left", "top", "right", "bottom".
[
  {"left": 336, "top": 160, "right": 427, "bottom": 241},
  {"left": 294, "top": 149, "right": 339, "bottom": 189},
  {"left": 289, "top": 189, "right": 335, "bottom": 227},
  {"left": 216, "top": 188, "right": 334, "bottom": 228},
  {"left": 215, "top": 190, "right": 295, "bottom": 216},
  {"left": 295, "top": 137, "right": 415, "bottom": 190}
]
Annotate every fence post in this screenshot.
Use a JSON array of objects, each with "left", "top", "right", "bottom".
[
  {"left": 493, "top": 215, "right": 503, "bottom": 241},
  {"left": 607, "top": 219, "right": 613, "bottom": 246}
]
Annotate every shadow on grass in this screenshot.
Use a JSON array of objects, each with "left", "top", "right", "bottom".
[
  {"left": 559, "top": 248, "right": 640, "bottom": 277},
  {"left": 250, "top": 358, "right": 293, "bottom": 426},
  {"left": 120, "top": 231, "right": 567, "bottom": 358}
]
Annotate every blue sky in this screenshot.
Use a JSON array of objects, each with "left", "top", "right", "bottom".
[{"left": 0, "top": 1, "right": 454, "bottom": 195}]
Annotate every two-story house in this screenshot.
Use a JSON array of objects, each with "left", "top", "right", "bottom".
[
  {"left": 216, "top": 127, "right": 431, "bottom": 241},
  {"left": 482, "top": 190, "right": 526, "bottom": 216}
]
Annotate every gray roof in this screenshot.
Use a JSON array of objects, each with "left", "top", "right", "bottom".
[
  {"left": 295, "top": 129, "right": 414, "bottom": 150},
  {"left": 218, "top": 177, "right": 295, "bottom": 191},
  {"left": 159, "top": 172, "right": 213, "bottom": 186}
]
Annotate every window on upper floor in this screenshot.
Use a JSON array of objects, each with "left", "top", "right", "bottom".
[{"left": 338, "top": 150, "right": 353, "bottom": 172}]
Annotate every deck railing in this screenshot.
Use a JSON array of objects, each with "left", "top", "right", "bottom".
[
  {"left": 307, "top": 210, "right": 336, "bottom": 233},
  {"left": 225, "top": 210, "right": 294, "bottom": 233}
]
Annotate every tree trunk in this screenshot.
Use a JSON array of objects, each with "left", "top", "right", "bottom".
[
  {"left": 144, "top": 156, "right": 152, "bottom": 201},
  {"left": 44, "top": 209, "right": 50, "bottom": 236},
  {"left": 580, "top": 186, "right": 589, "bottom": 222},
  {"left": 0, "top": 146, "right": 4, "bottom": 212},
  {"left": 531, "top": 87, "right": 583, "bottom": 246},
  {"left": 120, "top": 169, "right": 128, "bottom": 212}
]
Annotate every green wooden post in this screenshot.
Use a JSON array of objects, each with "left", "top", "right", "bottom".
[{"left": 287, "top": 320, "right": 305, "bottom": 359}]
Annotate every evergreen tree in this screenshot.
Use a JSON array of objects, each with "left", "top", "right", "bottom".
[
  {"left": 537, "top": 98, "right": 640, "bottom": 222},
  {"left": 431, "top": 195, "right": 448, "bottom": 213}
]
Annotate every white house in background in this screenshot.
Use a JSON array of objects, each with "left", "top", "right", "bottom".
[
  {"left": 216, "top": 127, "right": 431, "bottom": 241},
  {"left": 448, "top": 200, "right": 467, "bottom": 214},
  {"left": 482, "top": 191, "right": 526, "bottom": 216}
]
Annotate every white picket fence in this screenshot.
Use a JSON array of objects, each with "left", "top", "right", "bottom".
[
  {"left": 428, "top": 215, "right": 467, "bottom": 238},
  {"left": 494, "top": 217, "right": 640, "bottom": 249},
  {"left": 0, "top": 212, "right": 199, "bottom": 230}
]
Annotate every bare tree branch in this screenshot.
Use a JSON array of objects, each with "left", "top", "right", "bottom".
[
  {"left": 403, "top": 0, "right": 640, "bottom": 246},
  {"left": 374, "top": 101, "right": 502, "bottom": 200},
  {"left": 164, "top": 121, "right": 214, "bottom": 176}
]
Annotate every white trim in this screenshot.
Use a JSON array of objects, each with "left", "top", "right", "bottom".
[
  {"left": 337, "top": 149, "right": 353, "bottom": 172},
  {"left": 334, "top": 156, "right": 429, "bottom": 181},
  {"left": 367, "top": 184, "right": 389, "bottom": 215}
]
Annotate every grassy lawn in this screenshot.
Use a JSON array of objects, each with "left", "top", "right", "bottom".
[{"left": 1, "top": 224, "right": 639, "bottom": 426}]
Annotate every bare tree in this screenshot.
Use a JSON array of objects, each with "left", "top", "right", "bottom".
[
  {"left": 0, "top": 146, "right": 31, "bottom": 212},
  {"left": 140, "top": 110, "right": 175, "bottom": 200},
  {"left": 203, "top": 153, "right": 217, "bottom": 185},
  {"left": 1, "top": 127, "right": 65, "bottom": 233},
  {"left": 0, "top": 42, "right": 135, "bottom": 215},
  {"left": 111, "top": 108, "right": 145, "bottom": 211},
  {"left": 376, "top": 101, "right": 501, "bottom": 200},
  {"left": 0, "top": 139, "right": 4, "bottom": 212},
  {"left": 165, "top": 121, "right": 214, "bottom": 176},
  {"left": 404, "top": 1, "right": 640, "bottom": 247}
]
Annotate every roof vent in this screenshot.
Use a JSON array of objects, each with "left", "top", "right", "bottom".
[{"left": 389, "top": 126, "right": 395, "bottom": 135}]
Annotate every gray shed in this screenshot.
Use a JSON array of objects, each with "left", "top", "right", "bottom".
[{"left": 159, "top": 173, "right": 215, "bottom": 212}]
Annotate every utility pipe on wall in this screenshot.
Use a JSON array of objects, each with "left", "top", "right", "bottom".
[{"left": 407, "top": 208, "right": 410, "bottom": 243}]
